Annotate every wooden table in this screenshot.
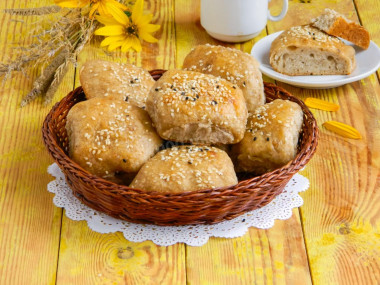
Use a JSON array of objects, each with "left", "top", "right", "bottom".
[{"left": 0, "top": 0, "right": 379, "bottom": 284}]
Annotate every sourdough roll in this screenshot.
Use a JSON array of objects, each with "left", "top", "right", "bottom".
[
  {"left": 269, "top": 25, "right": 356, "bottom": 75},
  {"left": 231, "top": 99, "right": 303, "bottom": 175},
  {"left": 146, "top": 70, "right": 248, "bottom": 144},
  {"left": 311, "top": 8, "right": 370, "bottom": 49},
  {"left": 66, "top": 98, "right": 162, "bottom": 184},
  {"left": 130, "top": 146, "right": 238, "bottom": 193},
  {"left": 79, "top": 60, "right": 155, "bottom": 108},
  {"left": 183, "top": 44, "right": 265, "bottom": 112}
]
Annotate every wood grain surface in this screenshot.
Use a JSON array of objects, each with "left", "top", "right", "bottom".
[
  {"left": 268, "top": 0, "right": 380, "bottom": 284},
  {"left": 0, "top": 1, "right": 75, "bottom": 284},
  {"left": 0, "top": 0, "right": 379, "bottom": 284}
]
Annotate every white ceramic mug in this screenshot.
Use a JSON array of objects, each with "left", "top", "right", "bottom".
[{"left": 201, "top": 0, "right": 288, "bottom": 42}]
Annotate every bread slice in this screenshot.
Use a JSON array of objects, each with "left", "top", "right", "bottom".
[
  {"left": 269, "top": 25, "right": 356, "bottom": 76},
  {"left": 311, "top": 8, "right": 370, "bottom": 49}
]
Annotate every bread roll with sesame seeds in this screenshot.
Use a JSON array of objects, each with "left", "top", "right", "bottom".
[
  {"left": 231, "top": 99, "right": 303, "bottom": 175},
  {"left": 66, "top": 98, "right": 162, "bottom": 184},
  {"left": 130, "top": 145, "right": 238, "bottom": 193},
  {"left": 269, "top": 25, "right": 356, "bottom": 75},
  {"left": 146, "top": 70, "right": 248, "bottom": 145},
  {"left": 79, "top": 60, "right": 155, "bottom": 109},
  {"left": 183, "top": 45, "right": 265, "bottom": 113}
]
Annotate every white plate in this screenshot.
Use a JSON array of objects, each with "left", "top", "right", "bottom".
[{"left": 251, "top": 31, "right": 380, "bottom": 89}]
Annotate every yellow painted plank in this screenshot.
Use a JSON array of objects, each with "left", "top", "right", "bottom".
[
  {"left": 0, "top": 1, "right": 76, "bottom": 284},
  {"left": 57, "top": 220, "right": 186, "bottom": 284},
  {"left": 267, "top": 1, "right": 380, "bottom": 284},
  {"left": 56, "top": 1, "right": 186, "bottom": 284},
  {"left": 175, "top": 1, "right": 312, "bottom": 284}
]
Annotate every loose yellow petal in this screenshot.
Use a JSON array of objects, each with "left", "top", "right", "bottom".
[
  {"left": 100, "top": 36, "right": 125, "bottom": 47},
  {"left": 323, "top": 121, "right": 362, "bottom": 139},
  {"left": 105, "top": 2, "right": 129, "bottom": 25},
  {"left": 94, "top": 25, "right": 124, "bottom": 36},
  {"left": 111, "top": 0, "right": 128, "bottom": 11},
  {"left": 305, "top": 98, "right": 340, "bottom": 112},
  {"left": 97, "top": 2, "right": 108, "bottom": 15}
]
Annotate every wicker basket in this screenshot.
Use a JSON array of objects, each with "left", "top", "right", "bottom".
[{"left": 42, "top": 70, "right": 319, "bottom": 226}]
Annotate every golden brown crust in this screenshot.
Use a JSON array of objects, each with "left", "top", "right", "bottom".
[
  {"left": 269, "top": 25, "right": 356, "bottom": 75},
  {"left": 311, "top": 9, "right": 370, "bottom": 49},
  {"left": 79, "top": 60, "right": 155, "bottom": 108},
  {"left": 182, "top": 45, "right": 265, "bottom": 112},
  {"left": 66, "top": 98, "right": 162, "bottom": 184},
  {"left": 146, "top": 70, "right": 248, "bottom": 144},
  {"left": 130, "top": 146, "right": 238, "bottom": 193},
  {"left": 327, "top": 18, "right": 370, "bottom": 49},
  {"left": 231, "top": 99, "right": 303, "bottom": 175}
]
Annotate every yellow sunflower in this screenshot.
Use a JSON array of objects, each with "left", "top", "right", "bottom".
[
  {"left": 54, "top": 0, "right": 128, "bottom": 18},
  {"left": 94, "top": 0, "right": 160, "bottom": 52}
]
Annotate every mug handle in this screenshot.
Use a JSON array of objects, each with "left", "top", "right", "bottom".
[{"left": 267, "top": 0, "right": 288, "bottom": 22}]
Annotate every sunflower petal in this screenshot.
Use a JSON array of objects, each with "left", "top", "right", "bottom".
[
  {"left": 132, "top": 0, "right": 144, "bottom": 24},
  {"left": 100, "top": 36, "right": 126, "bottom": 47},
  {"left": 112, "top": 0, "right": 128, "bottom": 11},
  {"left": 105, "top": 2, "right": 129, "bottom": 25},
  {"left": 130, "top": 36, "right": 142, "bottom": 52},
  {"left": 121, "top": 41, "right": 132, "bottom": 52},
  {"left": 97, "top": 2, "right": 108, "bottom": 15},
  {"left": 89, "top": 3, "right": 99, "bottom": 18},
  {"left": 94, "top": 25, "right": 124, "bottom": 36},
  {"left": 96, "top": 15, "right": 119, "bottom": 25},
  {"left": 143, "top": 24, "right": 160, "bottom": 33},
  {"left": 108, "top": 41, "right": 124, "bottom": 51},
  {"left": 139, "top": 31, "right": 158, "bottom": 43}
]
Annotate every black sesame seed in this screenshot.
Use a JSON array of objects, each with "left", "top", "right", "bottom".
[
  {"left": 191, "top": 87, "right": 195, "bottom": 90},
  {"left": 185, "top": 97, "right": 189, "bottom": 100},
  {"left": 196, "top": 94, "right": 199, "bottom": 99},
  {"left": 243, "top": 81, "right": 246, "bottom": 86},
  {"left": 125, "top": 96, "right": 129, "bottom": 102},
  {"left": 313, "top": 37, "right": 316, "bottom": 40},
  {"left": 253, "top": 137, "right": 257, "bottom": 141},
  {"left": 266, "top": 137, "right": 270, "bottom": 141},
  {"left": 242, "top": 219, "right": 246, "bottom": 222},
  {"left": 173, "top": 88, "right": 177, "bottom": 91},
  {"left": 171, "top": 85, "right": 174, "bottom": 89},
  {"left": 200, "top": 149, "right": 204, "bottom": 152},
  {"left": 232, "top": 86, "right": 236, "bottom": 89},
  {"left": 122, "top": 159, "right": 127, "bottom": 163},
  {"left": 141, "top": 106, "right": 146, "bottom": 110},
  {"left": 211, "top": 100, "right": 218, "bottom": 105},
  {"left": 130, "top": 80, "right": 134, "bottom": 84},
  {"left": 155, "top": 88, "right": 159, "bottom": 91},
  {"left": 188, "top": 161, "right": 192, "bottom": 165},
  {"left": 216, "top": 85, "right": 220, "bottom": 89}
]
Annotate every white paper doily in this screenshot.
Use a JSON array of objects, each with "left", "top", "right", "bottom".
[{"left": 47, "top": 163, "right": 309, "bottom": 246}]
